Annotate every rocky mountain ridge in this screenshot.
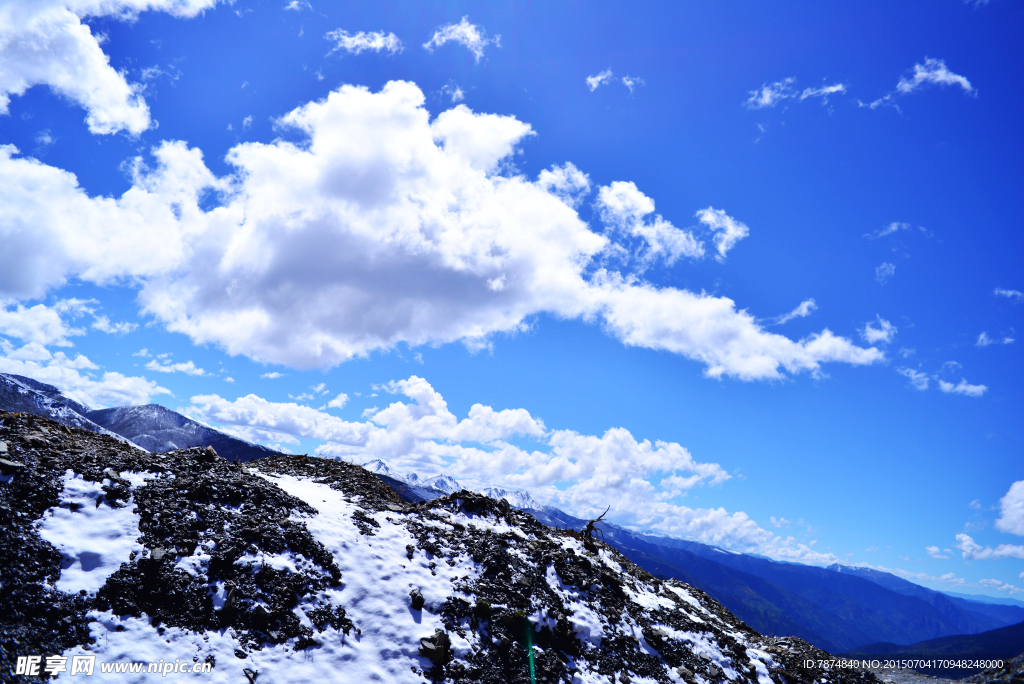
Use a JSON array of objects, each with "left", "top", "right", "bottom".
[
  {"left": 1, "top": 408, "right": 876, "bottom": 684},
  {"left": 0, "top": 373, "right": 283, "bottom": 462}
]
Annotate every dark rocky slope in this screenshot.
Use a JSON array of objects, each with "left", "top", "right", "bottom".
[{"left": 1, "top": 408, "right": 881, "bottom": 684}]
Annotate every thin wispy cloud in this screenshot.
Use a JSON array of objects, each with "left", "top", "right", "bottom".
[
  {"left": 897, "top": 58, "right": 974, "bottom": 96},
  {"left": 440, "top": 81, "right": 465, "bottom": 103},
  {"left": 326, "top": 30, "right": 403, "bottom": 56},
  {"left": 744, "top": 77, "right": 847, "bottom": 109},
  {"left": 977, "top": 332, "right": 1014, "bottom": 347},
  {"left": 769, "top": 299, "right": 818, "bottom": 326},
  {"left": 864, "top": 221, "right": 932, "bottom": 240},
  {"left": 423, "top": 17, "right": 499, "bottom": 62},
  {"left": 897, "top": 367, "right": 929, "bottom": 390},
  {"left": 994, "top": 288, "right": 1023, "bottom": 302},
  {"left": 862, "top": 58, "right": 974, "bottom": 110},
  {"left": 875, "top": 262, "right": 896, "bottom": 284},
  {"left": 621, "top": 76, "right": 645, "bottom": 94},
  {"left": 586, "top": 69, "right": 614, "bottom": 91}
]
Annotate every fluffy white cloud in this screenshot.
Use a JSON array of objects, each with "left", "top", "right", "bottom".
[
  {"left": 995, "top": 480, "right": 1024, "bottom": 536},
  {"left": 327, "top": 392, "right": 348, "bottom": 409},
  {"left": 1, "top": 80, "right": 882, "bottom": 381},
  {"left": 994, "top": 288, "right": 1023, "bottom": 302},
  {"left": 144, "top": 359, "right": 207, "bottom": 376},
  {"left": 0, "top": 298, "right": 135, "bottom": 346},
  {"left": 586, "top": 69, "right": 614, "bottom": 91},
  {"left": 0, "top": 300, "right": 84, "bottom": 346},
  {"left": 876, "top": 262, "right": 895, "bottom": 284},
  {"left": 926, "top": 545, "right": 950, "bottom": 559},
  {"left": 593, "top": 274, "right": 882, "bottom": 380},
  {"left": 938, "top": 378, "right": 987, "bottom": 397},
  {"left": 0, "top": 141, "right": 217, "bottom": 299},
  {"left": 897, "top": 58, "right": 974, "bottom": 96},
  {"left": 91, "top": 315, "right": 136, "bottom": 335},
  {"left": 188, "top": 375, "right": 832, "bottom": 561},
  {"left": 0, "top": 338, "right": 168, "bottom": 407},
  {"left": 422, "top": 17, "right": 498, "bottom": 62},
  {"left": 536, "top": 162, "right": 590, "bottom": 208},
  {"left": 861, "top": 316, "right": 896, "bottom": 344},
  {"left": 326, "top": 29, "right": 402, "bottom": 55},
  {"left": 897, "top": 367, "right": 929, "bottom": 390},
  {"left": 770, "top": 299, "right": 817, "bottom": 326},
  {"left": 0, "top": 1, "right": 223, "bottom": 135},
  {"left": 956, "top": 533, "right": 1024, "bottom": 561},
  {"left": 597, "top": 181, "right": 704, "bottom": 265},
  {"left": 695, "top": 207, "right": 750, "bottom": 261}
]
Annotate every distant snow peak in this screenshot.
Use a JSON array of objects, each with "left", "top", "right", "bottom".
[
  {"left": 480, "top": 486, "right": 543, "bottom": 511},
  {"left": 358, "top": 459, "right": 541, "bottom": 506}
]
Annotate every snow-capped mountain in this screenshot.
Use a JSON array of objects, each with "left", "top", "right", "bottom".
[
  {"left": 361, "top": 460, "right": 539, "bottom": 506},
  {"left": 0, "top": 373, "right": 283, "bottom": 462},
  {"left": 479, "top": 486, "right": 544, "bottom": 511},
  {"left": 0, "top": 374, "right": 129, "bottom": 442},
  {"left": 1, "top": 407, "right": 873, "bottom": 684}
]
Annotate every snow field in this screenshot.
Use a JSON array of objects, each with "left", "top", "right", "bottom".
[{"left": 36, "top": 470, "right": 154, "bottom": 595}]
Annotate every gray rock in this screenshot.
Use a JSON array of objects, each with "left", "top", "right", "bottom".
[{"left": 0, "top": 457, "right": 24, "bottom": 474}]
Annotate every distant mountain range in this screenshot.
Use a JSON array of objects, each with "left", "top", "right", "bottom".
[
  {"left": 347, "top": 457, "right": 1024, "bottom": 653},
  {"left": 4, "top": 371, "right": 1023, "bottom": 657},
  {"left": 846, "top": 619, "right": 1024, "bottom": 678},
  {"left": 0, "top": 373, "right": 281, "bottom": 462}
]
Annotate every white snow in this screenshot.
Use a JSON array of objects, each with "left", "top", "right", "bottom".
[{"left": 36, "top": 470, "right": 153, "bottom": 595}]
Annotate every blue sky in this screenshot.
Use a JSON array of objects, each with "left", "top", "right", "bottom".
[{"left": 0, "top": 0, "right": 1021, "bottom": 598}]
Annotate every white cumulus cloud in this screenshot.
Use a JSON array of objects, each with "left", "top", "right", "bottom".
[
  {"left": 0, "top": 338, "right": 168, "bottom": 407},
  {"left": 423, "top": 17, "right": 498, "bottom": 62},
  {"left": 995, "top": 481, "right": 1024, "bottom": 537},
  {"left": 956, "top": 533, "right": 1024, "bottom": 561},
  {"left": 144, "top": 359, "right": 207, "bottom": 376},
  {"left": 695, "top": 207, "right": 750, "bottom": 261},
  {"left": 0, "top": 1, "right": 224, "bottom": 136},
  {"left": 598, "top": 181, "right": 705, "bottom": 265},
  {"left": 187, "top": 376, "right": 833, "bottom": 562},
  {"left": 861, "top": 316, "right": 896, "bottom": 345},
  {"left": 0, "top": 81, "right": 883, "bottom": 382},
  {"left": 938, "top": 378, "right": 987, "bottom": 397},
  {"left": 926, "top": 545, "right": 950, "bottom": 559}
]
